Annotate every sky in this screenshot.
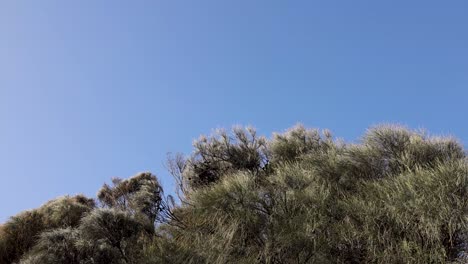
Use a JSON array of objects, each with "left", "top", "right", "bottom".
[{"left": 1, "top": 1, "right": 467, "bottom": 222}]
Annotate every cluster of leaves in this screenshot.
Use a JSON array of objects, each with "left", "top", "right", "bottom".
[{"left": 1, "top": 124, "right": 467, "bottom": 263}]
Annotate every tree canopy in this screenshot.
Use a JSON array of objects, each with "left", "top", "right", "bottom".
[{"left": 1, "top": 124, "right": 467, "bottom": 263}]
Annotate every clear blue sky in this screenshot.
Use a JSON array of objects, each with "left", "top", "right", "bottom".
[{"left": 1, "top": 1, "right": 467, "bottom": 222}]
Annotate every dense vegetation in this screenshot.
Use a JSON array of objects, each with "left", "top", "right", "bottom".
[{"left": 1, "top": 124, "right": 467, "bottom": 263}]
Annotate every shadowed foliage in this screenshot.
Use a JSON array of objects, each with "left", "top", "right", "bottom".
[
  {"left": 0, "top": 195, "right": 95, "bottom": 264},
  {"left": 20, "top": 228, "right": 81, "bottom": 264},
  {"left": 77, "top": 208, "right": 150, "bottom": 264},
  {"left": 97, "top": 172, "right": 164, "bottom": 225},
  {"left": 20, "top": 209, "right": 151, "bottom": 264},
  {"left": 1, "top": 124, "right": 467, "bottom": 263},
  {"left": 181, "top": 127, "right": 269, "bottom": 189}
]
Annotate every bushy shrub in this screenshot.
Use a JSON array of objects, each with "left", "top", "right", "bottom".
[
  {"left": 269, "top": 124, "right": 334, "bottom": 163},
  {"left": 157, "top": 125, "right": 468, "bottom": 263},
  {"left": 2, "top": 124, "right": 467, "bottom": 263},
  {"left": 97, "top": 172, "right": 163, "bottom": 225},
  {"left": 0, "top": 195, "right": 94, "bottom": 264},
  {"left": 181, "top": 126, "right": 268, "bottom": 189},
  {"left": 0, "top": 211, "right": 44, "bottom": 264},
  {"left": 78, "top": 208, "right": 149, "bottom": 263},
  {"left": 20, "top": 228, "right": 81, "bottom": 264},
  {"left": 20, "top": 209, "right": 151, "bottom": 264}
]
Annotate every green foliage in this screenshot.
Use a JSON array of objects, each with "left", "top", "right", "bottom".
[
  {"left": 343, "top": 161, "right": 468, "bottom": 263},
  {"left": 140, "top": 232, "right": 205, "bottom": 264},
  {"left": 158, "top": 125, "right": 468, "bottom": 263},
  {"left": 2, "top": 124, "right": 467, "bottom": 263},
  {"left": 269, "top": 124, "right": 334, "bottom": 163},
  {"left": 169, "top": 166, "right": 333, "bottom": 263}
]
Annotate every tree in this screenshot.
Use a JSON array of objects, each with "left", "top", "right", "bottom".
[
  {"left": 181, "top": 127, "right": 268, "bottom": 190},
  {"left": 97, "top": 172, "right": 163, "bottom": 225}
]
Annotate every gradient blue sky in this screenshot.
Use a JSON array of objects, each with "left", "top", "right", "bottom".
[{"left": 1, "top": 1, "right": 467, "bottom": 222}]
